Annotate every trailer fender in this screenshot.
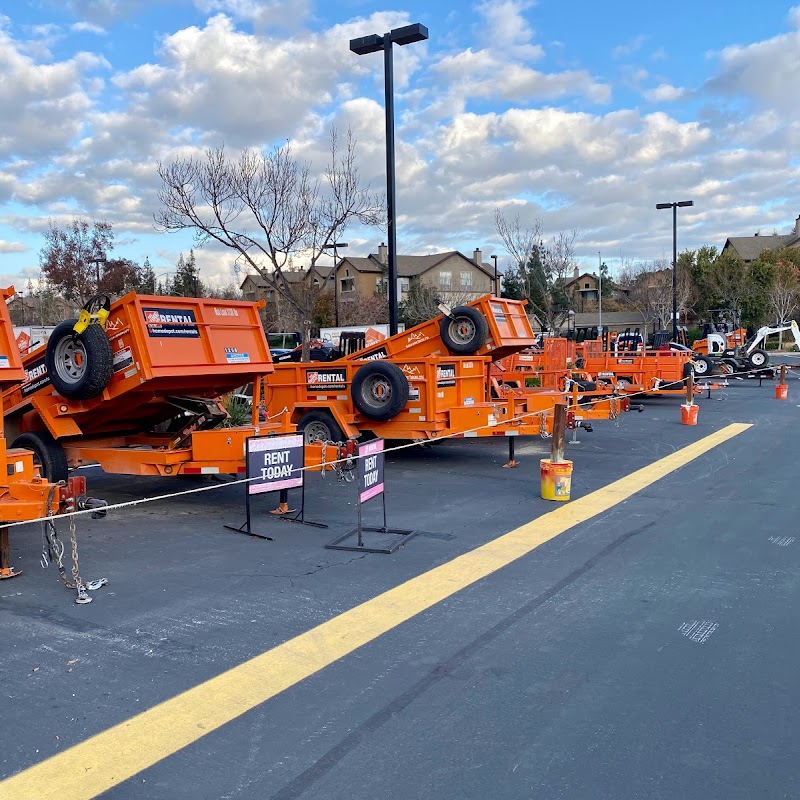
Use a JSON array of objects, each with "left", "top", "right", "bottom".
[
  {"left": 46, "top": 319, "right": 113, "bottom": 400},
  {"left": 11, "top": 430, "right": 69, "bottom": 483},
  {"left": 440, "top": 306, "right": 489, "bottom": 355},
  {"left": 351, "top": 361, "right": 409, "bottom": 421}
]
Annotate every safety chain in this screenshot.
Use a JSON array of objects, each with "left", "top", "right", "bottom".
[
  {"left": 41, "top": 513, "right": 107, "bottom": 604},
  {"left": 539, "top": 411, "right": 552, "bottom": 439},
  {"left": 609, "top": 396, "right": 620, "bottom": 427},
  {"left": 319, "top": 441, "right": 357, "bottom": 483}
]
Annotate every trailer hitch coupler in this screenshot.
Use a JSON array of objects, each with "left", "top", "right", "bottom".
[{"left": 77, "top": 496, "right": 109, "bottom": 520}]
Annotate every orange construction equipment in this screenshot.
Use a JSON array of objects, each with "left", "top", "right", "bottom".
[
  {"left": 4, "top": 293, "right": 283, "bottom": 480},
  {"left": 264, "top": 296, "right": 633, "bottom": 445},
  {"left": 0, "top": 287, "right": 106, "bottom": 583}
]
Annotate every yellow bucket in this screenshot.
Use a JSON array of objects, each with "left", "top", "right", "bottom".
[{"left": 540, "top": 458, "right": 573, "bottom": 501}]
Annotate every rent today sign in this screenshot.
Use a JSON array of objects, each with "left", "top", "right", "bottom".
[
  {"left": 359, "top": 439, "right": 385, "bottom": 504},
  {"left": 247, "top": 434, "right": 304, "bottom": 495}
]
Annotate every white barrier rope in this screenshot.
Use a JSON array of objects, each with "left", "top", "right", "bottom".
[{"left": 1, "top": 358, "right": 792, "bottom": 531}]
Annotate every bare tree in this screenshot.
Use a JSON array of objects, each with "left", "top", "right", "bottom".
[
  {"left": 539, "top": 229, "right": 579, "bottom": 333},
  {"left": 494, "top": 209, "right": 542, "bottom": 271},
  {"left": 768, "top": 261, "right": 800, "bottom": 348},
  {"left": 618, "top": 260, "right": 673, "bottom": 331},
  {"left": 156, "top": 127, "right": 383, "bottom": 358},
  {"left": 399, "top": 282, "right": 478, "bottom": 326}
]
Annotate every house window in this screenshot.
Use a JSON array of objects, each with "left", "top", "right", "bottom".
[
  {"left": 460, "top": 271, "right": 472, "bottom": 291},
  {"left": 341, "top": 277, "right": 355, "bottom": 293},
  {"left": 584, "top": 282, "right": 590, "bottom": 289},
  {"left": 439, "top": 271, "right": 452, "bottom": 290},
  {"left": 312, "top": 278, "right": 320, "bottom": 288},
  {"left": 376, "top": 277, "right": 387, "bottom": 292},
  {"left": 400, "top": 278, "right": 410, "bottom": 292}
]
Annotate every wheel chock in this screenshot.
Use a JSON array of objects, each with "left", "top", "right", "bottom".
[
  {"left": 269, "top": 502, "right": 297, "bottom": 516},
  {"left": 0, "top": 566, "right": 22, "bottom": 580},
  {"left": 502, "top": 459, "right": 519, "bottom": 469}
]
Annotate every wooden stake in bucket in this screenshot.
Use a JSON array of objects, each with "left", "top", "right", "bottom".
[
  {"left": 681, "top": 372, "right": 698, "bottom": 425},
  {"left": 776, "top": 364, "right": 788, "bottom": 400},
  {"left": 540, "top": 403, "right": 573, "bottom": 501}
]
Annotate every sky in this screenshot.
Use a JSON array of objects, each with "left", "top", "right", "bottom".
[{"left": 2, "top": 0, "right": 800, "bottom": 290}]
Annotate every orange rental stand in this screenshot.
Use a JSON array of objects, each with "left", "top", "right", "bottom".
[{"left": 4, "top": 293, "right": 282, "bottom": 480}]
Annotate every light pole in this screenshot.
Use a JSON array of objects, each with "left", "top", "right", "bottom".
[
  {"left": 322, "top": 242, "right": 348, "bottom": 327},
  {"left": 92, "top": 256, "right": 107, "bottom": 292},
  {"left": 597, "top": 251, "right": 602, "bottom": 335},
  {"left": 490, "top": 254, "right": 499, "bottom": 296},
  {"left": 350, "top": 23, "right": 429, "bottom": 336},
  {"left": 656, "top": 200, "right": 693, "bottom": 340}
]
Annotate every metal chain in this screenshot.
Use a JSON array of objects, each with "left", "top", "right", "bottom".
[{"left": 69, "top": 515, "right": 91, "bottom": 604}]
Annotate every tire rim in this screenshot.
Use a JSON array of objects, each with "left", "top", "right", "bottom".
[
  {"left": 694, "top": 360, "right": 708, "bottom": 374},
  {"left": 53, "top": 336, "right": 88, "bottom": 384},
  {"left": 750, "top": 353, "right": 765, "bottom": 367},
  {"left": 447, "top": 317, "right": 476, "bottom": 345},
  {"left": 303, "top": 421, "right": 332, "bottom": 443},
  {"left": 363, "top": 375, "right": 392, "bottom": 405},
  {"left": 721, "top": 362, "right": 734, "bottom": 375},
  {"left": 617, "top": 379, "right": 631, "bottom": 390}
]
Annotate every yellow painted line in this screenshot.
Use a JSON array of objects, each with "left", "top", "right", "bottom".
[{"left": 1, "top": 423, "right": 751, "bottom": 800}]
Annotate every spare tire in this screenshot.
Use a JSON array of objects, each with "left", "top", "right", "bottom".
[
  {"left": 11, "top": 430, "right": 68, "bottom": 483},
  {"left": 351, "top": 361, "right": 409, "bottom": 421},
  {"left": 440, "top": 306, "right": 489, "bottom": 355},
  {"left": 46, "top": 319, "right": 113, "bottom": 400}
]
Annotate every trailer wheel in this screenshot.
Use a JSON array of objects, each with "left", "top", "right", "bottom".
[
  {"left": 681, "top": 362, "right": 694, "bottom": 380},
  {"left": 46, "top": 319, "right": 113, "bottom": 400},
  {"left": 351, "top": 361, "right": 409, "bottom": 421},
  {"left": 440, "top": 306, "right": 489, "bottom": 355},
  {"left": 720, "top": 358, "right": 738, "bottom": 376},
  {"left": 692, "top": 356, "right": 713, "bottom": 376},
  {"left": 11, "top": 430, "right": 68, "bottom": 483},
  {"left": 298, "top": 410, "right": 344, "bottom": 444},
  {"left": 747, "top": 348, "right": 769, "bottom": 370}
]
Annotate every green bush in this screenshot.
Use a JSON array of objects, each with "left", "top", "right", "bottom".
[
  {"left": 221, "top": 393, "right": 251, "bottom": 427},
  {"left": 525, "top": 377, "right": 541, "bottom": 387}
]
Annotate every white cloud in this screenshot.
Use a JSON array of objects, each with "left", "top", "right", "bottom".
[
  {"left": 71, "top": 21, "right": 106, "bottom": 35},
  {"left": 644, "top": 83, "right": 686, "bottom": 102},
  {"left": 0, "top": 240, "right": 28, "bottom": 253}
]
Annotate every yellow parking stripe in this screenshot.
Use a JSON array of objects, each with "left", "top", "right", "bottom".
[{"left": 0, "top": 423, "right": 751, "bottom": 800}]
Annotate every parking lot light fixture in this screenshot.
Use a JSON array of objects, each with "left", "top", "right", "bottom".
[
  {"left": 350, "top": 23, "right": 429, "bottom": 336},
  {"left": 656, "top": 200, "right": 694, "bottom": 340}
]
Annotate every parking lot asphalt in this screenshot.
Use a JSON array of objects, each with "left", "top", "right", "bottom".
[{"left": 1, "top": 370, "right": 798, "bottom": 799}]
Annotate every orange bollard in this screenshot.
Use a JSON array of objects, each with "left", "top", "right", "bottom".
[{"left": 776, "top": 364, "right": 788, "bottom": 399}]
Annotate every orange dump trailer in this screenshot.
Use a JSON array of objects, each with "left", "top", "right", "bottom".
[
  {"left": 4, "top": 293, "right": 282, "bottom": 480},
  {"left": 0, "top": 287, "right": 104, "bottom": 580},
  {"left": 265, "top": 296, "right": 631, "bottom": 444}
]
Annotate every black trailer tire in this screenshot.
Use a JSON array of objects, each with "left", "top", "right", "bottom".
[
  {"left": 692, "top": 356, "right": 713, "bottom": 376},
  {"left": 440, "top": 306, "right": 489, "bottom": 355},
  {"left": 573, "top": 379, "right": 596, "bottom": 392},
  {"left": 297, "top": 410, "right": 345, "bottom": 444},
  {"left": 11, "top": 430, "right": 68, "bottom": 483},
  {"left": 45, "top": 319, "right": 113, "bottom": 400},
  {"left": 747, "top": 348, "right": 769, "bottom": 370},
  {"left": 351, "top": 361, "right": 409, "bottom": 421},
  {"left": 720, "top": 358, "right": 738, "bottom": 376}
]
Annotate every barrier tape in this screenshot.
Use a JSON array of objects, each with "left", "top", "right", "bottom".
[{"left": 1, "top": 360, "right": 791, "bottom": 531}]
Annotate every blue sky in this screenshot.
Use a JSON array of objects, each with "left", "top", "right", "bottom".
[{"left": 1, "top": 0, "right": 799, "bottom": 289}]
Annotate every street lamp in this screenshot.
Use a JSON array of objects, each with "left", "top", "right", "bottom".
[
  {"left": 322, "top": 242, "right": 348, "bottom": 327},
  {"left": 490, "top": 254, "right": 499, "bottom": 296},
  {"left": 350, "top": 22, "right": 429, "bottom": 336},
  {"left": 91, "top": 255, "right": 107, "bottom": 291},
  {"left": 656, "top": 200, "right": 694, "bottom": 340},
  {"left": 597, "top": 251, "right": 603, "bottom": 335}
]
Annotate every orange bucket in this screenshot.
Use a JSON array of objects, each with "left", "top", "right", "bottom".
[
  {"left": 775, "top": 384, "right": 788, "bottom": 400},
  {"left": 681, "top": 403, "right": 699, "bottom": 426},
  {"left": 540, "top": 459, "right": 573, "bottom": 501}
]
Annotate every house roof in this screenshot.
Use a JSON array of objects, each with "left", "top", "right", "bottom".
[
  {"left": 240, "top": 264, "right": 333, "bottom": 289},
  {"left": 573, "top": 311, "right": 646, "bottom": 327},
  {"left": 564, "top": 272, "right": 598, "bottom": 289},
  {"left": 722, "top": 235, "right": 793, "bottom": 262},
  {"left": 342, "top": 250, "right": 495, "bottom": 279}
]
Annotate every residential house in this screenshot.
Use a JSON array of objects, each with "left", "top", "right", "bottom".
[
  {"left": 240, "top": 265, "right": 333, "bottom": 305},
  {"left": 333, "top": 243, "right": 496, "bottom": 302},
  {"left": 7, "top": 293, "right": 77, "bottom": 326},
  {"left": 564, "top": 268, "right": 600, "bottom": 311},
  {"left": 721, "top": 213, "right": 800, "bottom": 263}
]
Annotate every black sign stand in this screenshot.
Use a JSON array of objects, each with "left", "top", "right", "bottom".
[
  {"left": 326, "top": 438, "right": 415, "bottom": 554},
  {"left": 224, "top": 434, "right": 326, "bottom": 539}
]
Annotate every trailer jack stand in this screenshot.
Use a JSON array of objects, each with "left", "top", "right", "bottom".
[
  {"left": 502, "top": 437, "right": 519, "bottom": 468},
  {"left": 0, "top": 527, "right": 21, "bottom": 580}
]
